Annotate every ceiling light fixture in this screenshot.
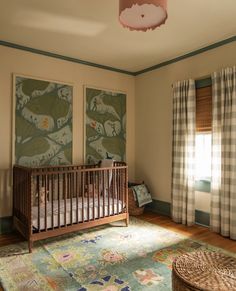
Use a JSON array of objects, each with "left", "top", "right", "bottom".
[{"left": 119, "top": 0, "right": 167, "bottom": 31}]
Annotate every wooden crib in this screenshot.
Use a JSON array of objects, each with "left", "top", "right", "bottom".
[{"left": 13, "top": 162, "right": 128, "bottom": 252}]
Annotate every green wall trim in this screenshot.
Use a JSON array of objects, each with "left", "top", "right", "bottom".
[
  {"left": 195, "top": 210, "right": 210, "bottom": 227},
  {"left": 0, "top": 216, "right": 13, "bottom": 234},
  {"left": 0, "top": 36, "right": 235, "bottom": 76},
  {"left": 146, "top": 199, "right": 210, "bottom": 227},
  {"left": 135, "top": 36, "right": 236, "bottom": 75},
  {"left": 0, "top": 40, "right": 135, "bottom": 76},
  {"left": 195, "top": 180, "right": 211, "bottom": 193},
  {"left": 146, "top": 199, "right": 171, "bottom": 217}
]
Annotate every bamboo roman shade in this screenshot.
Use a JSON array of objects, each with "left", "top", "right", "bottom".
[{"left": 196, "top": 85, "right": 212, "bottom": 132}]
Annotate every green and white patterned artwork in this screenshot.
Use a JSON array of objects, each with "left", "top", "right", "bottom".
[
  {"left": 14, "top": 76, "right": 73, "bottom": 167},
  {"left": 85, "top": 87, "right": 126, "bottom": 164}
]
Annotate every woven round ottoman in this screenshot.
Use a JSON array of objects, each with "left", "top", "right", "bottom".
[{"left": 172, "top": 251, "right": 236, "bottom": 291}]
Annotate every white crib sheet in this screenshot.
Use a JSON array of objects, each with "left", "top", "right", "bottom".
[{"left": 32, "top": 197, "right": 124, "bottom": 230}]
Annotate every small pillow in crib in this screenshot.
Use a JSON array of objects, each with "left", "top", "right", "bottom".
[
  {"left": 100, "top": 159, "right": 113, "bottom": 168},
  {"left": 132, "top": 184, "right": 152, "bottom": 207}
]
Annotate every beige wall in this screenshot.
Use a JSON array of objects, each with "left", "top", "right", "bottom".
[
  {"left": 1, "top": 41, "right": 236, "bottom": 217},
  {"left": 135, "top": 42, "right": 236, "bottom": 212},
  {"left": 0, "top": 45, "right": 135, "bottom": 217}
]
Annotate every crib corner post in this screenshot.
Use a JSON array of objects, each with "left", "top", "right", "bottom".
[
  {"left": 28, "top": 239, "right": 33, "bottom": 253},
  {"left": 125, "top": 213, "right": 129, "bottom": 227}
]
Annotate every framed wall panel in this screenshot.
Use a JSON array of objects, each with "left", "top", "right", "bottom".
[
  {"left": 13, "top": 74, "right": 73, "bottom": 166},
  {"left": 84, "top": 86, "right": 126, "bottom": 164}
]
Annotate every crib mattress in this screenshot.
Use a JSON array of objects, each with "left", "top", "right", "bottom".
[{"left": 32, "top": 197, "right": 124, "bottom": 230}]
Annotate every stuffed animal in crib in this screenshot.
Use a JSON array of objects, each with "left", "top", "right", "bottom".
[
  {"left": 35, "top": 187, "right": 49, "bottom": 205},
  {"left": 84, "top": 184, "right": 100, "bottom": 198}
]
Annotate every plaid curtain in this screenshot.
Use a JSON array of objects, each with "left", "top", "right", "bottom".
[
  {"left": 172, "top": 80, "right": 196, "bottom": 226},
  {"left": 211, "top": 66, "right": 236, "bottom": 240}
]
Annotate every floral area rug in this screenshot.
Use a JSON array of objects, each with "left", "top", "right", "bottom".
[{"left": 0, "top": 217, "right": 235, "bottom": 291}]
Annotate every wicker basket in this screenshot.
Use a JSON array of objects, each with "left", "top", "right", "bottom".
[
  {"left": 172, "top": 251, "right": 236, "bottom": 291},
  {"left": 128, "top": 188, "right": 144, "bottom": 216}
]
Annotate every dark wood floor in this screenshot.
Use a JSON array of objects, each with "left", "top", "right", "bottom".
[{"left": 0, "top": 212, "right": 235, "bottom": 290}]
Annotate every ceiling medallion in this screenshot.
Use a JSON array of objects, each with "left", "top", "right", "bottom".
[{"left": 119, "top": 0, "right": 168, "bottom": 31}]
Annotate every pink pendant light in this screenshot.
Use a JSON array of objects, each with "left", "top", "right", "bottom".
[{"left": 119, "top": 0, "right": 168, "bottom": 31}]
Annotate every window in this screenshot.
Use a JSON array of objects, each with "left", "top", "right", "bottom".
[
  {"left": 195, "top": 80, "right": 212, "bottom": 192},
  {"left": 196, "top": 85, "right": 212, "bottom": 132},
  {"left": 195, "top": 133, "right": 211, "bottom": 181}
]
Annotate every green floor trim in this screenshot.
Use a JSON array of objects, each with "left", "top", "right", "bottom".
[
  {"left": 146, "top": 199, "right": 210, "bottom": 227},
  {"left": 195, "top": 210, "right": 210, "bottom": 227},
  {"left": 0, "top": 216, "right": 13, "bottom": 234},
  {"left": 146, "top": 199, "right": 171, "bottom": 217}
]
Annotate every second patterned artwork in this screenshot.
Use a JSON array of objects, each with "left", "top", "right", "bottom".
[{"left": 85, "top": 87, "right": 126, "bottom": 164}]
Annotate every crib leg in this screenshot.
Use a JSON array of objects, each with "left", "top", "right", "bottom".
[
  {"left": 125, "top": 214, "right": 129, "bottom": 227},
  {"left": 28, "top": 240, "right": 33, "bottom": 253}
]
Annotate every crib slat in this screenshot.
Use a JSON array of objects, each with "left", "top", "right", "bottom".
[
  {"left": 22, "top": 170, "right": 24, "bottom": 221},
  {"left": 64, "top": 173, "right": 67, "bottom": 227},
  {"left": 21, "top": 170, "right": 23, "bottom": 222},
  {"left": 92, "top": 172, "right": 95, "bottom": 220},
  {"left": 18, "top": 169, "right": 20, "bottom": 220},
  {"left": 22, "top": 171, "right": 24, "bottom": 221},
  {"left": 82, "top": 172, "right": 84, "bottom": 223},
  {"left": 112, "top": 169, "right": 115, "bottom": 215},
  {"left": 98, "top": 171, "right": 100, "bottom": 219},
  {"left": 87, "top": 172, "right": 90, "bottom": 222},
  {"left": 107, "top": 170, "right": 110, "bottom": 217},
  {"left": 116, "top": 169, "right": 119, "bottom": 215},
  {"left": 22, "top": 172, "right": 24, "bottom": 223},
  {"left": 37, "top": 176, "right": 40, "bottom": 232},
  {"left": 20, "top": 170, "right": 22, "bottom": 220},
  {"left": 118, "top": 170, "right": 124, "bottom": 213},
  {"left": 58, "top": 172, "right": 60, "bottom": 229},
  {"left": 116, "top": 169, "right": 119, "bottom": 213},
  {"left": 70, "top": 172, "right": 73, "bottom": 225},
  {"left": 102, "top": 171, "right": 105, "bottom": 217},
  {"left": 76, "top": 171, "right": 79, "bottom": 223},
  {"left": 125, "top": 166, "right": 128, "bottom": 215},
  {"left": 52, "top": 174, "right": 54, "bottom": 230},
  {"left": 122, "top": 169, "right": 124, "bottom": 213},
  {"left": 28, "top": 172, "right": 32, "bottom": 236},
  {"left": 45, "top": 174, "right": 47, "bottom": 231}
]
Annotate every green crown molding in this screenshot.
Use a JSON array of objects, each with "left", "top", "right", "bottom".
[
  {"left": 0, "top": 40, "right": 135, "bottom": 76},
  {"left": 0, "top": 36, "right": 235, "bottom": 76},
  {"left": 135, "top": 36, "right": 236, "bottom": 76}
]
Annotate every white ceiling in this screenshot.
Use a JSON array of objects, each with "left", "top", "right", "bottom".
[{"left": 0, "top": 0, "right": 235, "bottom": 73}]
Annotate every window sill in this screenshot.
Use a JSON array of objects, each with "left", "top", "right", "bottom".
[{"left": 195, "top": 180, "right": 211, "bottom": 193}]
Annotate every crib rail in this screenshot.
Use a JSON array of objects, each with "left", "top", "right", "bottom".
[{"left": 13, "top": 162, "right": 128, "bottom": 251}]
